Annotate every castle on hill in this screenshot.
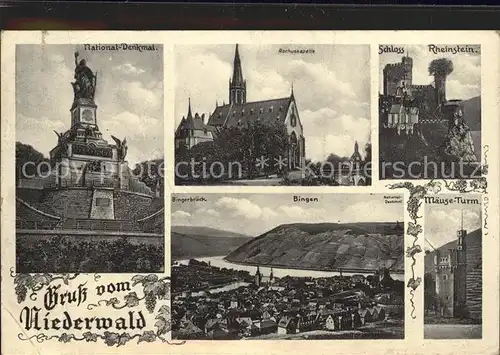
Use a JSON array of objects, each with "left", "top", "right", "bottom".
[
  {"left": 380, "top": 53, "right": 478, "bottom": 164},
  {"left": 175, "top": 44, "right": 306, "bottom": 171}
]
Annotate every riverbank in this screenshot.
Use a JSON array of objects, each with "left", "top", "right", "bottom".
[{"left": 224, "top": 257, "right": 405, "bottom": 277}]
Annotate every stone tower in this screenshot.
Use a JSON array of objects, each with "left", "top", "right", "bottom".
[
  {"left": 434, "top": 75, "right": 446, "bottom": 106},
  {"left": 229, "top": 44, "right": 246, "bottom": 105},
  {"left": 454, "top": 210, "right": 468, "bottom": 316}
]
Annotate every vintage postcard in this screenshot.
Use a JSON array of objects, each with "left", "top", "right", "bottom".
[
  {"left": 379, "top": 44, "right": 482, "bottom": 180},
  {"left": 171, "top": 193, "right": 405, "bottom": 340},
  {"left": 15, "top": 44, "right": 165, "bottom": 273},
  {"left": 423, "top": 194, "right": 482, "bottom": 339},
  {"left": 174, "top": 44, "right": 371, "bottom": 186},
  {"left": 1, "top": 31, "right": 499, "bottom": 355}
]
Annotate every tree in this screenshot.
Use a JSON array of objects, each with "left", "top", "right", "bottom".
[
  {"left": 428, "top": 58, "right": 454, "bottom": 77},
  {"left": 132, "top": 158, "right": 164, "bottom": 190},
  {"left": 15, "top": 142, "right": 49, "bottom": 182}
]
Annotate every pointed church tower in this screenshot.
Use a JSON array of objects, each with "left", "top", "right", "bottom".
[
  {"left": 187, "top": 97, "right": 193, "bottom": 120},
  {"left": 254, "top": 266, "right": 262, "bottom": 287},
  {"left": 229, "top": 44, "right": 246, "bottom": 105},
  {"left": 350, "top": 141, "right": 362, "bottom": 164}
]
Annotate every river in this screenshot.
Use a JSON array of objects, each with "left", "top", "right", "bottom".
[{"left": 173, "top": 256, "right": 404, "bottom": 281}]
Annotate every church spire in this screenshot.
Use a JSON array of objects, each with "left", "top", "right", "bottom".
[
  {"left": 232, "top": 44, "right": 244, "bottom": 85},
  {"left": 229, "top": 44, "right": 246, "bottom": 104},
  {"left": 187, "top": 97, "right": 193, "bottom": 120},
  {"left": 291, "top": 82, "right": 294, "bottom": 98},
  {"left": 354, "top": 140, "right": 359, "bottom": 153}
]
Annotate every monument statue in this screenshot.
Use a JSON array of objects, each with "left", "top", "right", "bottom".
[
  {"left": 53, "top": 131, "right": 69, "bottom": 156},
  {"left": 72, "top": 51, "right": 97, "bottom": 101},
  {"left": 111, "top": 135, "right": 128, "bottom": 161}
]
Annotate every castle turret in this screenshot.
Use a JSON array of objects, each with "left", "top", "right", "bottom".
[
  {"left": 229, "top": 44, "right": 246, "bottom": 104},
  {"left": 434, "top": 74, "right": 446, "bottom": 106}
]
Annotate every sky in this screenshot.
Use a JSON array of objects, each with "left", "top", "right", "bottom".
[
  {"left": 171, "top": 193, "right": 404, "bottom": 237},
  {"left": 379, "top": 44, "right": 481, "bottom": 100},
  {"left": 16, "top": 44, "right": 163, "bottom": 167},
  {"left": 425, "top": 195, "right": 482, "bottom": 250},
  {"left": 175, "top": 44, "right": 371, "bottom": 162}
]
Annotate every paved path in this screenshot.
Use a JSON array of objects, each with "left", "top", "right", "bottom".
[{"left": 424, "top": 324, "right": 482, "bottom": 339}]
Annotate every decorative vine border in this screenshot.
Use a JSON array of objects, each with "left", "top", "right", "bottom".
[
  {"left": 11, "top": 269, "right": 184, "bottom": 347},
  {"left": 386, "top": 145, "right": 489, "bottom": 319}
]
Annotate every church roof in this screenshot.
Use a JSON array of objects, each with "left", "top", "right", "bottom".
[
  {"left": 175, "top": 100, "right": 217, "bottom": 137},
  {"left": 208, "top": 97, "right": 293, "bottom": 128}
]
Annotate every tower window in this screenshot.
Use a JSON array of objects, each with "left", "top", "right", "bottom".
[
  {"left": 269, "top": 106, "right": 273, "bottom": 112},
  {"left": 260, "top": 108, "right": 263, "bottom": 114}
]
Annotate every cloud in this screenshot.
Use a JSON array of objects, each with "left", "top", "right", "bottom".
[
  {"left": 215, "top": 197, "right": 264, "bottom": 220},
  {"left": 302, "top": 110, "right": 370, "bottom": 161},
  {"left": 278, "top": 205, "right": 327, "bottom": 222},
  {"left": 16, "top": 114, "right": 66, "bottom": 156},
  {"left": 172, "top": 210, "right": 191, "bottom": 224},
  {"left": 344, "top": 201, "right": 404, "bottom": 223},
  {"left": 113, "top": 63, "right": 146, "bottom": 76},
  {"left": 194, "top": 207, "right": 221, "bottom": 218},
  {"left": 175, "top": 45, "right": 371, "bottom": 160},
  {"left": 113, "top": 81, "right": 162, "bottom": 117},
  {"left": 426, "top": 204, "right": 482, "bottom": 248}
]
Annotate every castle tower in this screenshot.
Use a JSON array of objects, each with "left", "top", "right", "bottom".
[
  {"left": 454, "top": 210, "right": 468, "bottom": 316},
  {"left": 229, "top": 44, "right": 246, "bottom": 105},
  {"left": 434, "top": 74, "right": 446, "bottom": 106},
  {"left": 401, "top": 54, "right": 413, "bottom": 84}
]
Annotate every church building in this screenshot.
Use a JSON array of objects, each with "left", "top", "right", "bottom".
[{"left": 175, "top": 44, "right": 306, "bottom": 170}]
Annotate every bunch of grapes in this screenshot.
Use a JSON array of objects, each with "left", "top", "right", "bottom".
[
  {"left": 145, "top": 292, "right": 156, "bottom": 313},
  {"left": 15, "top": 284, "right": 28, "bottom": 303}
]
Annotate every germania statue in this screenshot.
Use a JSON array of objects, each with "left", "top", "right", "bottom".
[{"left": 72, "top": 51, "right": 97, "bottom": 101}]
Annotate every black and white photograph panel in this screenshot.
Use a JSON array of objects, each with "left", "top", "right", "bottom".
[
  {"left": 15, "top": 44, "right": 165, "bottom": 273},
  {"left": 174, "top": 44, "right": 371, "bottom": 186},
  {"left": 171, "top": 193, "right": 405, "bottom": 340},
  {"left": 379, "top": 44, "right": 481, "bottom": 180},
  {"left": 424, "top": 195, "right": 482, "bottom": 339}
]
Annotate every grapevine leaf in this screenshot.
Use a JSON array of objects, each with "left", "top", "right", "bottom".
[
  {"left": 131, "top": 275, "right": 145, "bottom": 286},
  {"left": 144, "top": 274, "right": 159, "bottom": 284},
  {"left": 137, "top": 330, "right": 156, "bottom": 343},
  {"left": 58, "top": 333, "right": 72, "bottom": 343},
  {"left": 157, "top": 305, "right": 171, "bottom": 320},
  {"left": 32, "top": 274, "right": 52, "bottom": 287},
  {"left": 105, "top": 297, "right": 120, "bottom": 306},
  {"left": 155, "top": 317, "right": 170, "bottom": 336},
  {"left": 83, "top": 332, "right": 98, "bottom": 342},
  {"left": 117, "top": 332, "right": 131, "bottom": 347},
  {"left": 144, "top": 281, "right": 164, "bottom": 295},
  {"left": 124, "top": 291, "right": 140, "bottom": 307},
  {"left": 103, "top": 331, "right": 120, "bottom": 346}
]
